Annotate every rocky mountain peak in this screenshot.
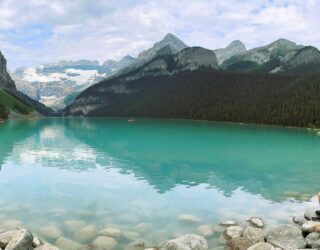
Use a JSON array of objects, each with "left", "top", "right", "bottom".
[
  {"left": 270, "top": 38, "right": 297, "bottom": 48},
  {"left": 227, "top": 40, "right": 246, "bottom": 50},
  {"left": 0, "top": 50, "right": 16, "bottom": 91}
]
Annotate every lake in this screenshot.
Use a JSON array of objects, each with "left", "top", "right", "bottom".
[{"left": 0, "top": 118, "right": 319, "bottom": 249}]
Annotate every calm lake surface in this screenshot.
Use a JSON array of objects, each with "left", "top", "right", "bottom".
[{"left": 0, "top": 118, "right": 319, "bottom": 249}]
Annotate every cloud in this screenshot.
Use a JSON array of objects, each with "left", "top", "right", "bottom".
[{"left": 0, "top": 0, "right": 319, "bottom": 70}]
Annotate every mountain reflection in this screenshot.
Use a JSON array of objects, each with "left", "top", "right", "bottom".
[{"left": 1, "top": 118, "right": 320, "bottom": 202}]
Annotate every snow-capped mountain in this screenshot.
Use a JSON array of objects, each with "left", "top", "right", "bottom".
[{"left": 11, "top": 56, "right": 136, "bottom": 109}]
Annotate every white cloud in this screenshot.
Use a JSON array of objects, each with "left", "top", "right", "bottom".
[{"left": 0, "top": 0, "right": 319, "bottom": 70}]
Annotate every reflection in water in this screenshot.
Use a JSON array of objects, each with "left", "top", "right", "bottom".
[{"left": 0, "top": 118, "right": 319, "bottom": 248}]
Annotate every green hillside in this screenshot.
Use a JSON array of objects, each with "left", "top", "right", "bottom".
[{"left": 0, "top": 89, "right": 33, "bottom": 118}]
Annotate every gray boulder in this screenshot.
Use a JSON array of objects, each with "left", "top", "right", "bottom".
[
  {"left": 243, "top": 227, "right": 264, "bottom": 244},
  {"left": 0, "top": 230, "right": 17, "bottom": 249},
  {"left": 164, "top": 234, "right": 208, "bottom": 250},
  {"left": 249, "top": 217, "right": 264, "bottom": 228},
  {"left": 312, "top": 239, "right": 320, "bottom": 249},
  {"left": 227, "top": 237, "right": 252, "bottom": 250},
  {"left": 266, "top": 224, "right": 306, "bottom": 249},
  {"left": 5, "top": 229, "right": 33, "bottom": 250},
  {"left": 293, "top": 216, "right": 307, "bottom": 226},
  {"left": 306, "top": 232, "right": 320, "bottom": 247},
  {"left": 304, "top": 209, "right": 317, "bottom": 220}
]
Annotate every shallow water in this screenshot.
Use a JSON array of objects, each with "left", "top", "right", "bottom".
[{"left": 0, "top": 118, "right": 319, "bottom": 249}]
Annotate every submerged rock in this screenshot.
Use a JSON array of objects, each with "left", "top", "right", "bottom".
[
  {"left": 224, "top": 226, "right": 243, "bottom": 240},
  {"left": 38, "top": 226, "right": 62, "bottom": 241},
  {"left": 5, "top": 228, "right": 33, "bottom": 250},
  {"left": 164, "top": 234, "right": 208, "bottom": 250},
  {"left": 197, "top": 225, "right": 214, "bottom": 238},
  {"left": 92, "top": 236, "right": 117, "bottom": 249},
  {"left": 123, "top": 231, "right": 140, "bottom": 241},
  {"left": 99, "top": 227, "right": 121, "bottom": 238},
  {"left": 266, "top": 224, "right": 306, "bottom": 249},
  {"left": 125, "top": 239, "right": 150, "bottom": 250},
  {"left": 178, "top": 214, "right": 201, "bottom": 223},
  {"left": 64, "top": 220, "right": 86, "bottom": 234},
  {"left": 55, "top": 237, "right": 82, "bottom": 250},
  {"left": 74, "top": 225, "right": 97, "bottom": 243},
  {"left": 249, "top": 217, "right": 264, "bottom": 228},
  {"left": 242, "top": 227, "right": 264, "bottom": 244},
  {"left": 34, "top": 242, "right": 59, "bottom": 250}
]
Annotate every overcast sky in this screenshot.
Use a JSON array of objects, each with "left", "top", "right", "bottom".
[{"left": 0, "top": 0, "right": 319, "bottom": 70}]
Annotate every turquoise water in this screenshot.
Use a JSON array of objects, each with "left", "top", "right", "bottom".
[{"left": 0, "top": 118, "right": 320, "bottom": 249}]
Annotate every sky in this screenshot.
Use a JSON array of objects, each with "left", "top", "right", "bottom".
[{"left": 0, "top": 0, "right": 319, "bottom": 70}]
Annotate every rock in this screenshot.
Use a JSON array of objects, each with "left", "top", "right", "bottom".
[
  {"left": 313, "top": 239, "right": 320, "bottom": 249},
  {"left": 0, "top": 230, "right": 18, "bottom": 248},
  {"left": 227, "top": 237, "right": 252, "bottom": 250},
  {"left": 304, "top": 209, "right": 317, "bottom": 220},
  {"left": 197, "top": 225, "right": 214, "bottom": 237},
  {"left": 224, "top": 226, "right": 243, "bottom": 240},
  {"left": 302, "top": 221, "right": 320, "bottom": 233},
  {"left": 74, "top": 225, "right": 97, "bottom": 243},
  {"left": 1, "top": 221, "right": 22, "bottom": 231},
  {"left": 132, "top": 223, "right": 149, "bottom": 234},
  {"left": 123, "top": 231, "right": 140, "bottom": 241},
  {"left": 64, "top": 220, "right": 86, "bottom": 234},
  {"left": 243, "top": 227, "right": 264, "bottom": 244},
  {"left": 306, "top": 232, "right": 320, "bottom": 247},
  {"left": 5, "top": 229, "right": 33, "bottom": 250},
  {"left": 220, "top": 221, "right": 237, "bottom": 227},
  {"left": 247, "top": 242, "right": 276, "bottom": 250},
  {"left": 178, "top": 214, "right": 201, "bottom": 223},
  {"left": 98, "top": 227, "right": 121, "bottom": 238},
  {"left": 34, "top": 243, "right": 59, "bottom": 250},
  {"left": 55, "top": 237, "right": 82, "bottom": 250},
  {"left": 266, "top": 224, "right": 306, "bottom": 249},
  {"left": 125, "top": 239, "right": 149, "bottom": 250},
  {"left": 38, "top": 226, "right": 62, "bottom": 241},
  {"left": 164, "top": 234, "right": 208, "bottom": 250},
  {"left": 249, "top": 217, "right": 264, "bottom": 228},
  {"left": 92, "top": 236, "right": 117, "bottom": 249},
  {"left": 293, "top": 216, "right": 307, "bottom": 226},
  {"left": 32, "top": 237, "right": 42, "bottom": 247}
]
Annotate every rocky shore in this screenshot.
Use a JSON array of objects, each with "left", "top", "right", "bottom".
[{"left": 1, "top": 208, "right": 320, "bottom": 250}]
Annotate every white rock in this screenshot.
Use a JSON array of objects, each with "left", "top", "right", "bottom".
[
  {"left": 243, "top": 227, "right": 264, "bottom": 244},
  {"left": 249, "top": 217, "right": 264, "bottom": 228},
  {"left": 197, "top": 225, "right": 214, "bottom": 237},
  {"left": 32, "top": 237, "right": 42, "bottom": 247},
  {"left": 38, "top": 226, "right": 62, "bottom": 241},
  {"left": 304, "top": 209, "right": 317, "bottom": 220},
  {"left": 164, "top": 234, "right": 208, "bottom": 250},
  {"left": 0, "top": 230, "right": 18, "bottom": 249},
  {"left": 92, "top": 236, "right": 117, "bottom": 249},
  {"left": 223, "top": 226, "right": 243, "bottom": 240},
  {"left": 74, "top": 225, "right": 97, "bottom": 243},
  {"left": 99, "top": 227, "right": 121, "bottom": 238},
  {"left": 302, "top": 221, "right": 320, "bottom": 233},
  {"left": 55, "top": 237, "right": 82, "bottom": 250},
  {"left": 5, "top": 228, "right": 33, "bottom": 250},
  {"left": 1, "top": 221, "right": 22, "bottom": 231},
  {"left": 178, "top": 214, "right": 201, "bottom": 223}
]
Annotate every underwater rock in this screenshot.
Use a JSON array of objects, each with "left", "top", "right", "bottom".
[
  {"left": 164, "top": 234, "right": 208, "bottom": 250},
  {"left": 38, "top": 226, "right": 62, "bottom": 241},
  {"left": 98, "top": 227, "right": 121, "bottom": 238},
  {"left": 74, "top": 225, "right": 97, "bottom": 243},
  {"left": 197, "top": 225, "right": 214, "bottom": 238},
  {"left": 92, "top": 236, "right": 117, "bottom": 250}
]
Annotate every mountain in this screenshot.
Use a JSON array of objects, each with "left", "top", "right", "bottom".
[
  {"left": 63, "top": 46, "right": 218, "bottom": 116},
  {"left": 213, "top": 40, "right": 246, "bottom": 64},
  {"left": 0, "top": 50, "right": 52, "bottom": 118},
  {"left": 115, "top": 33, "right": 188, "bottom": 76},
  {"left": 11, "top": 55, "right": 136, "bottom": 110},
  {"left": 63, "top": 37, "right": 320, "bottom": 128}
]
